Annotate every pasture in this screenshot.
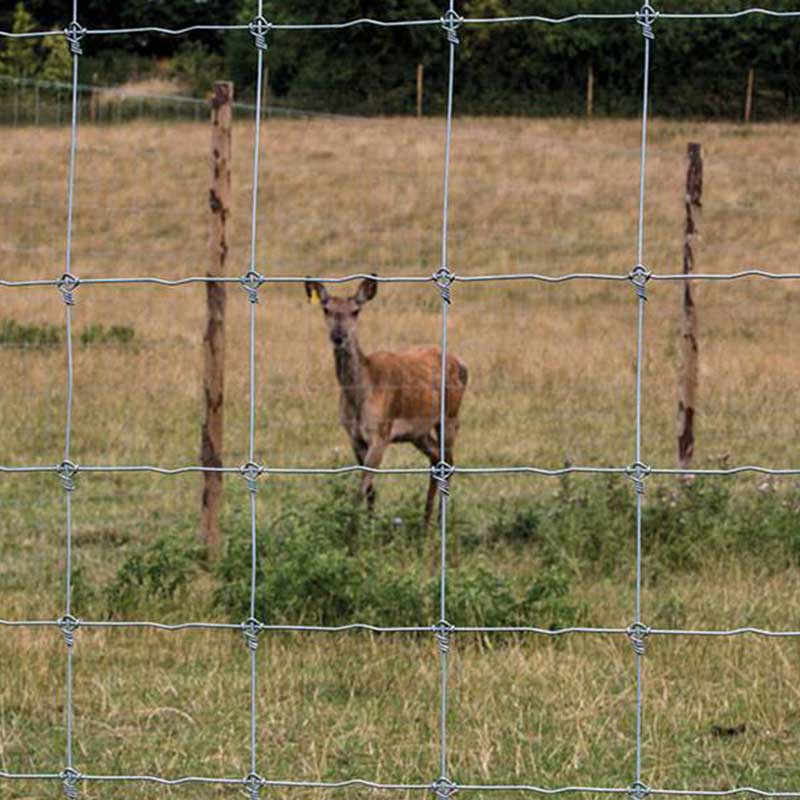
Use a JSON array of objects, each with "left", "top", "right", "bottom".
[{"left": 1, "top": 115, "right": 800, "bottom": 797}]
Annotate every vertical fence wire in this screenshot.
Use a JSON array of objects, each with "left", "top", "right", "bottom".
[
  {"left": 435, "top": 3, "right": 461, "bottom": 794},
  {"left": 632, "top": 5, "right": 655, "bottom": 797},
  {"left": 58, "top": 1, "right": 83, "bottom": 797},
  {"left": 243, "top": 1, "right": 268, "bottom": 795}
]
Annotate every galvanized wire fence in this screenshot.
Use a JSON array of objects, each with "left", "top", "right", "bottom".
[{"left": 2, "top": 3, "right": 800, "bottom": 798}]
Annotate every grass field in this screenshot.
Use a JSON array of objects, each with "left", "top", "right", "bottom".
[{"left": 2, "top": 114, "right": 800, "bottom": 798}]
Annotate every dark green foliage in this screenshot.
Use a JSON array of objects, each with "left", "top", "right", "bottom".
[
  {"left": 169, "top": 40, "right": 226, "bottom": 96},
  {"left": 105, "top": 534, "right": 203, "bottom": 616},
  {"left": 6, "top": 0, "right": 800, "bottom": 118}
]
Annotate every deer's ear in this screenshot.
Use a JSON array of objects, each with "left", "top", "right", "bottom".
[
  {"left": 354, "top": 276, "right": 378, "bottom": 305},
  {"left": 305, "top": 280, "right": 329, "bottom": 305}
]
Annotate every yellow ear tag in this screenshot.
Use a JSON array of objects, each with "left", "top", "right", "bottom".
[{"left": 310, "top": 292, "right": 320, "bottom": 305}]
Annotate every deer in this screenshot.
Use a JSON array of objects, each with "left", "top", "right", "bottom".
[{"left": 305, "top": 276, "right": 469, "bottom": 529}]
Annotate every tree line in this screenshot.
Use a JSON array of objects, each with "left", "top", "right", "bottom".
[{"left": 3, "top": 0, "right": 800, "bottom": 119}]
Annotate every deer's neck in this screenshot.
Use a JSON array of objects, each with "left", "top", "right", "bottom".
[{"left": 334, "top": 337, "right": 368, "bottom": 409}]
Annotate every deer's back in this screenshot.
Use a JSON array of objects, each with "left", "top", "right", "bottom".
[{"left": 365, "top": 347, "right": 467, "bottom": 430}]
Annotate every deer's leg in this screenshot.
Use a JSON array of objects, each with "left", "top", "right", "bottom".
[
  {"left": 361, "top": 436, "right": 389, "bottom": 512},
  {"left": 351, "top": 436, "right": 368, "bottom": 466},
  {"left": 413, "top": 433, "right": 439, "bottom": 527}
]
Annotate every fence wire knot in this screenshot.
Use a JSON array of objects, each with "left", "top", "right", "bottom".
[
  {"left": 626, "top": 461, "right": 650, "bottom": 495},
  {"left": 626, "top": 623, "right": 651, "bottom": 656},
  {"left": 432, "top": 461, "right": 454, "bottom": 496},
  {"left": 249, "top": 16, "right": 272, "bottom": 50},
  {"left": 64, "top": 21, "right": 86, "bottom": 55},
  {"left": 58, "top": 615, "right": 79, "bottom": 648},
  {"left": 240, "top": 462, "right": 263, "bottom": 493},
  {"left": 244, "top": 772, "right": 266, "bottom": 800},
  {"left": 241, "top": 270, "right": 265, "bottom": 303},
  {"left": 433, "top": 776, "right": 458, "bottom": 799},
  {"left": 629, "top": 781, "right": 651, "bottom": 800},
  {"left": 56, "top": 460, "right": 79, "bottom": 492},
  {"left": 636, "top": 4, "right": 658, "bottom": 39},
  {"left": 440, "top": 9, "right": 464, "bottom": 45},
  {"left": 61, "top": 767, "right": 81, "bottom": 799},
  {"left": 432, "top": 267, "right": 455, "bottom": 304},
  {"left": 433, "top": 619, "right": 454, "bottom": 653},
  {"left": 241, "top": 618, "right": 262, "bottom": 652},
  {"left": 57, "top": 272, "right": 80, "bottom": 305},
  {"left": 628, "top": 264, "right": 650, "bottom": 301}
]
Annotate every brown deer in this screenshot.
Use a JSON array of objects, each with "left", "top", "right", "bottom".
[{"left": 305, "top": 276, "right": 468, "bottom": 526}]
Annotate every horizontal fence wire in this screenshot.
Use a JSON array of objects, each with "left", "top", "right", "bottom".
[
  {"left": 3, "top": 270, "right": 800, "bottom": 288},
  {"left": 4, "top": 6, "right": 800, "bottom": 40},
  {"left": 2, "top": 3, "right": 800, "bottom": 799}
]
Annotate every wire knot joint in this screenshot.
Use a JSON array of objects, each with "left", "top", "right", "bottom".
[
  {"left": 241, "top": 270, "right": 265, "bottom": 303},
  {"left": 61, "top": 767, "right": 81, "bottom": 799},
  {"left": 241, "top": 618, "right": 263, "bottom": 652},
  {"left": 432, "top": 267, "right": 455, "bottom": 304},
  {"left": 626, "top": 622, "right": 651, "bottom": 656},
  {"left": 433, "top": 776, "right": 458, "bottom": 800},
  {"left": 626, "top": 461, "right": 650, "bottom": 495},
  {"left": 432, "top": 461, "right": 454, "bottom": 496},
  {"left": 440, "top": 9, "right": 463, "bottom": 45},
  {"left": 240, "top": 461, "right": 263, "bottom": 493},
  {"left": 64, "top": 21, "right": 86, "bottom": 55},
  {"left": 433, "top": 619, "right": 454, "bottom": 654},
  {"left": 58, "top": 273, "right": 80, "bottom": 305},
  {"left": 249, "top": 15, "right": 272, "bottom": 50},
  {"left": 628, "top": 265, "right": 650, "bottom": 301},
  {"left": 629, "top": 781, "right": 651, "bottom": 800},
  {"left": 58, "top": 615, "right": 79, "bottom": 649},
  {"left": 56, "top": 460, "right": 79, "bottom": 492},
  {"left": 244, "top": 772, "right": 266, "bottom": 800},
  {"left": 636, "top": 4, "right": 658, "bottom": 39}
]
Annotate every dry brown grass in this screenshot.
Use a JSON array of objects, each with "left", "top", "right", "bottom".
[{"left": 2, "top": 116, "right": 800, "bottom": 797}]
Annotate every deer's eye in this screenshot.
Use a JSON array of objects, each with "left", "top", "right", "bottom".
[{"left": 353, "top": 308, "right": 360, "bottom": 317}]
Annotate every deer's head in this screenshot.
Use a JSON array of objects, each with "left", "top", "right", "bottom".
[{"left": 305, "top": 277, "right": 377, "bottom": 349}]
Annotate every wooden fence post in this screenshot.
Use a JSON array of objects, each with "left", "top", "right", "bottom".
[
  {"left": 586, "top": 63, "right": 594, "bottom": 118},
  {"left": 678, "top": 142, "right": 701, "bottom": 475},
  {"left": 200, "top": 81, "right": 233, "bottom": 558},
  {"left": 417, "top": 63, "right": 424, "bottom": 118},
  {"left": 744, "top": 66, "right": 755, "bottom": 123}
]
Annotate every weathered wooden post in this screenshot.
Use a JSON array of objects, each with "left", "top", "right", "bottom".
[
  {"left": 587, "top": 63, "right": 594, "bottom": 118},
  {"left": 744, "top": 66, "right": 755, "bottom": 123},
  {"left": 678, "top": 142, "right": 701, "bottom": 475},
  {"left": 200, "top": 81, "right": 232, "bottom": 558},
  {"left": 417, "top": 63, "right": 424, "bottom": 118}
]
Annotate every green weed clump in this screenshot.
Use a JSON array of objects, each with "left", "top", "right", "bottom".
[
  {"left": 489, "top": 474, "right": 800, "bottom": 576},
  {"left": 104, "top": 534, "right": 203, "bottom": 616},
  {"left": 212, "top": 484, "right": 584, "bottom": 629},
  {"left": 0, "top": 318, "right": 136, "bottom": 349},
  {"left": 101, "top": 478, "right": 799, "bottom": 628},
  {"left": 79, "top": 323, "right": 135, "bottom": 347},
  {"left": 0, "top": 318, "right": 61, "bottom": 348}
]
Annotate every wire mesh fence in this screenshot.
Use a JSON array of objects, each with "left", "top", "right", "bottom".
[{"left": 2, "top": 2, "right": 800, "bottom": 798}]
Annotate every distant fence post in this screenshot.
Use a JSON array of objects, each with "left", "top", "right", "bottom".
[
  {"left": 417, "top": 63, "right": 424, "bottom": 118},
  {"left": 744, "top": 66, "right": 755, "bottom": 123},
  {"left": 587, "top": 63, "right": 594, "bottom": 118},
  {"left": 678, "top": 142, "right": 702, "bottom": 475},
  {"left": 200, "top": 81, "right": 233, "bottom": 558}
]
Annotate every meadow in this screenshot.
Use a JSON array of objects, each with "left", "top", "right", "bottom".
[{"left": 1, "top": 113, "right": 800, "bottom": 798}]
